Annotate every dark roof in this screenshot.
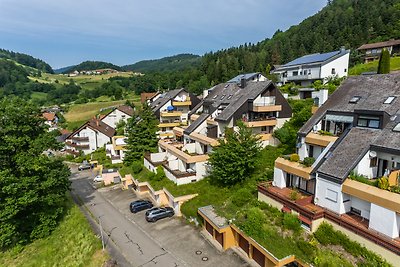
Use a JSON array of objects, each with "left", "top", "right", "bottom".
[
  {"left": 226, "top": 72, "right": 263, "bottom": 83},
  {"left": 117, "top": 105, "right": 134, "bottom": 116},
  {"left": 68, "top": 119, "right": 115, "bottom": 139},
  {"left": 277, "top": 49, "right": 349, "bottom": 68},
  {"left": 204, "top": 81, "right": 273, "bottom": 122},
  {"left": 184, "top": 113, "right": 209, "bottom": 135},
  {"left": 198, "top": 205, "right": 228, "bottom": 229},
  {"left": 140, "top": 92, "right": 159, "bottom": 103},
  {"left": 150, "top": 88, "right": 184, "bottom": 112},
  {"left": 357, "top": 39, "right": 400, "bottom": 50},
  {"left": 299, "top": 74, "right": 400, "bottom": 135}
]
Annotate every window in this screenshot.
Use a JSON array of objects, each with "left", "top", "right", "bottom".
[
  {"left": 349, "top": 96, "right": 361, "bottom": 104},
  {"left": 370, "top": 157, "right": 378, "bottom": 167},
  {"left": 212, "top": 95, "right": 218, "bottom": 100},
  {"left": 326, "top": 189, "right": 338, "bottom": 202},
  {"left": 308, "top": 69, "right": 311, "bottom": 75},
  {"left": 283, "top": 72, "right": 287, "bottom": 78},
  {"left": 293, "top": 71, "right": 298, "bottom": 76},
  {"left": 220, "top": 94, "right": 226, "bottom": 100},
  {"left": 331, "top": 68, "right": 336, "bottom": 74},
  {"left": 227, "top": 94, "right": 233, "bottom": 100},
  {"left": 344, "top": 68, "right": 347, "bottom": 72},
  {"left": 357, "top": 115, "right": 380, "bottom": 129},
  {"left": 384, "top": 96, "right": 396, "bottom": 104}
]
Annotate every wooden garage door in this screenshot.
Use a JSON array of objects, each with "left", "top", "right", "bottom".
[
  {"left": 252, "top": 246, "right": 265, "bottom": 267},
  {"left": 215, "top": 231, "right": 224, "bottom": 247},
  {"left": 238, "top": 234, "right": 250, "bottom": 255},
  {"left": 205, "top": 221, "right": 213, "bottom": 236}
]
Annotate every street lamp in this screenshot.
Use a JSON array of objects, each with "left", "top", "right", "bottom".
[{"left": 98, "top": 215, "right": 105, "bottom": 251}]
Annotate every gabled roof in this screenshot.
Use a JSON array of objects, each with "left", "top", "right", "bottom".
[
  {"left": 43, "top": 112, "right": 56, "bottom": 121},
  {"left": 357, "top": 39, "right": 400, "bottom": 50},
  {"left": 299, "top": 74, "right": 400, "bottom": 136},
  {"left": 184, "top": 113, "right": 209, "bottom": 135},
  {"left": 141, "top": 92, "right": 159, "bottom": 103},
  {"left": 117, "top": 105, "right": 134, "bottom": 116},
  {"left": 226, "top": 72, "right": 263, "bottom": 83},
  {"left": 150, "top": 88, "right": 184, "bottom": 112},
  {"left": 275, "top": 49, "right": 349, "bottom": 69},
  {"left": 68, "top": 119, "right": 115, "bottom": 139}
]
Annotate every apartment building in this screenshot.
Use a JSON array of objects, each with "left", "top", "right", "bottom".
[
  {"left": 101, "top": 105, "right": 134, "bottom": 129},
  {"left": 258, "top": 73, "right": 400, "bottom": 260},
  {"left": 145, "top": 77, "right": 292, "bottom": 185}
]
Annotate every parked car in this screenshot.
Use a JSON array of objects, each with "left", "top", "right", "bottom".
[
  {"left": 78, "top": 164, "right": 91, "bottom": 171},
  {"left": 129, "top": 200, "right": 153, "bottom": 213},
  {"left": 145, "top": 207, "right": 174, "bottom": 222},
  {"left": 93, "top": 175, "right": 103, "bottom": 182}
]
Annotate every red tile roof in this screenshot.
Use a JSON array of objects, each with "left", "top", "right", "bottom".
[
  {"left": 43, "top": 112, "right": 56, "bottom": 121},
  {"left": 141, "top": 92, "right": 158, "bottom": 103}
]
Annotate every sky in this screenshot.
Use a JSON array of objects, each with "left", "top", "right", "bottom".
[{"left": 0, "top": 0, "right": 327, "bottom": 69}]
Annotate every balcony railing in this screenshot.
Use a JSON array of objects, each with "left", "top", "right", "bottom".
[
  {"left": 70, "top": 136, "right": 89, "bottom": 142},
  {"left": 65, "top": 141, "right": 89, "bottom": 149},
  {"left": 305, "top": 132, "right": 338, "bottom": 147},
  {"left": 162, "top": 162, "right": 196, "bottom": 178},
  {"left": 275, "top": 157, "right": 312, "bottom": 180},
  {"left": 244, "top": 118, "right": 277, "bottom": 128},
  {"left": 287, "top": 74, "right": 313, "bottom": 81},
  {"left": 160, "top": 111, "right": 183, "bottom": 117},
  {"left": 252, "top": 105, "right": 282, "bottom": 112},
  {"left": 65, "top": 149, "right": 80, "bottom": 156}
]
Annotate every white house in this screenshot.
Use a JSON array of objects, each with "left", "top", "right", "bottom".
[
  {"left": 42, "top": 112, "right": 58, "bottom": 131},
  {"left": 65, "top": 119, "right": 115, "bottom": 156},
  {"left": 101, "top": 105, "right": 134, "bottom": 129},
  {"left": 272, "top": 48, "right": 350, "bottom": 87},
  {"left": 106, "top": 136, "right": 127, "bottom": 164}
]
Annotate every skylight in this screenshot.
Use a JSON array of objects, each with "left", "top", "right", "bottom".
[
  {"left": 394, "top": 123, "right": 400, "bottom": 132},
  {"left": 384, "top": 96, "right": 396, "bottom": 104},
  {"left": 212, "top": 94, "right": 218, "bottom": 100},
  {"left": 220, "top": 94, "right": 226, "bottom": 100},
  {"left": 227, "top": 94, "right": 233, "bottom": 100},
  {"left": 349, "top": 96, "right": 361, "bottom": 104}
]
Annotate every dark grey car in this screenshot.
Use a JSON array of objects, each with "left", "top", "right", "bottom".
[
  {"left": 145, "top": 207, "right": 174, "bottom": 222},
  {"left": 130, "top": 200, "right": 153, "bottom": 213}
]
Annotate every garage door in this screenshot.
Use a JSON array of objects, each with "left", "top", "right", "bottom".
[
  {"left": 205, "top": 221, "right": 213, "bottom": 236},
  {"left": 252, "top": 246, "right": 265, "bottom": 267},
  {"left": 215, "top": 231, "right": 224, "bottom": 247},
  {"left": 238, "top": 234, "right": 250, "bottom": 255}
]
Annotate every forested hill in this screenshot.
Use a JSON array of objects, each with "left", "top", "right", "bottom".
[
  {"left": 123, "top": 54, "right": 201, "bottom": 72},
  {"left": 198, "top": 0, "right": 400, "bottom": 84},
  {"left": 61, "top": 61, "right": 122, "bottom": 74},
  {"left": 0, "top": 49, "right": 53, "bottom": 73}
]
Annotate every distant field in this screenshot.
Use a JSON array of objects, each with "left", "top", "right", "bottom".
[
  {"left": 349, "top": 56, "right": 400, "bottom": 75},
  {"left": 0, "top": 202, "right": 108, "bottom": 267},
  {"left": 30, "top": 91, "right": 48, "bottom": 101}
]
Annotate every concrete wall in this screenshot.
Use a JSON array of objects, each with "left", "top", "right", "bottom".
[
  {"left": 354, "top": 151, "right": 376, "bottom": 178},
  {"left": 315, "top": 177, "right": 345, "bottom": 214},
  {"left": 273, "top": 167, "right": 286, "bottom": 188},
  {"left": 369, "top": 203, "right": 399, "bottom": 238},
  {"left": 258, "top": 192, "right": 284, "bottom": 211},
  {"left": 102, "top": 109, "right": 131, "bottom": 128},
  {"left": 320, "top": 53, "right": 349, "bottom": 81},
  {"left": 350, "top": 196, "right": 371, "bottom": 219}
]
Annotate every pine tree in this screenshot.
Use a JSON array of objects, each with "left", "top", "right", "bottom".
[
  {"left": 377, "top": 48, "right": 390, "bottom": 74},
  {"left": 124, "top": 102, "right": 158, "bottom": 164},
  {"left": 208, "top": 121, "right": 261, "bottom": 186}
]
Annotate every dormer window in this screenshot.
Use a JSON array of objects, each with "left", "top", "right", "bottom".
[
  {"left": 220, "top": 94, "right": 226, "bottom": 100},
  {"left": 227, "top": 94, "right": 233, "bottom": 100},
  {"left": 212, "top": 94, "right": 218, "bottom": 100},
  {"left": 357, "top": 115, "right": 380, "bottom": 129},
  {"left": 384, "top": 96, "right": 396, "bottom": 104},
  {"left": 349, "top": 96, "right": 361, "bottom": 104}
]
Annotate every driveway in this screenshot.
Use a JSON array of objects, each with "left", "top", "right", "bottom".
[{"left": 70, "top": 167, "right": 248, "bottom": 267}]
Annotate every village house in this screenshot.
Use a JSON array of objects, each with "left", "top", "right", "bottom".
[
  {"left": 272, "top": 48, "right": 350, "bottom": 87},
  {"left": 65, "top": 119, "right": 115, "bottom": 156},
  {"left": 357, "top": 39, "right": 400, "bottom": 63},
  {"left": 42, "top": 112, "right": 58, "bottom": 131},
  {"left": 144, "top": 76, "right": 292, "bottom": 185},
  {"left": 100, "top": 105, "right": 134, "bottom": 129},
  {"left": 149, "top": 88, "right": 200, "bottom": 139},
  {"left": 140, "top": 92, "right": 159, "bottom": 104},
  {"left": 258, "top": 73, "right": 400, "bottom": 261},
  {"left": 105, "top": 136, "right": 127, "bottom": 164}
]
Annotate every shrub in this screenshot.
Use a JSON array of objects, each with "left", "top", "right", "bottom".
[
  {"left": 131, "top": 161, "right": 143, "bottom": 174},
  {"left": 289, "top": 189, "right": 299, "bottom": 201},
  {"left": 377, "top": 176, "right": 389, "bottom": 190},
  {"left": 318, "top": 130, "right": 334, "bottom": 136},
  {"left": 231, "top": 188, "right": 254, "bottom": 207},
  {"left": 389, "top": 185, "right": 400, "bottom": 194},
  {"left": 282, "top": 213, "right": 301, "bottom": 232},
  {"left": 303, "top": 157, "right": 315, "bottom": 167},
  {"left": 154, "top": 166, "right": 166, "bottom": 181},
  {"left": 289, "top": 153, "right": 300, "bottom": 162}
]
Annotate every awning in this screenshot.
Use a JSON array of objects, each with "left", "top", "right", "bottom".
[{"left": 325, "top": 114, "right": 353, "bottom": 123}]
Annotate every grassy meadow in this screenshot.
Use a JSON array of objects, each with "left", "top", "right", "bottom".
[
  {"left": 0, "top": 203, "right": 109, "bottom": 267},
  {"left": 349, "top": 56, "right": 400, "bottom": 75}
]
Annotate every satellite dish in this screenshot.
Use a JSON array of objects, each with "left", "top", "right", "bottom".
[{"left": 369, "top": 151, "right": 377, "bottom": 158}]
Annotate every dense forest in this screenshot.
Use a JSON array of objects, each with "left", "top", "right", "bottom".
[
  {"left": 0, "top": 49, "right": 53, "bottom": 73},
  {"left": 61, "top": 61, "right": 122, "bottom": 74},
  {"left": 123, "top": 54, "right": 201, "bottom": 72}
]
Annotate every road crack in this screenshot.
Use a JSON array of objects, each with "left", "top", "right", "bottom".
[
  {"left": 124, "top": 231, "right": 144, "bottom": 255},
  {"left": 137, "top": 251, "right": 169, "bottom": 266}
]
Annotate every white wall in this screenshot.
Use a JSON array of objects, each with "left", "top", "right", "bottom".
[
  {"left": 276, "top": 118, "right": 290, "bottom": 130},
  {"left": 150, "top": 152, "right": 167, "bottom": 162},
  {"left": 350, "top": 197, "right": 371, "bottom": 219},
  {"left": 315, "top": 177, "right": 345, "bottom": 214},
  {"left": 369, "top": 203, "right": 399, "bottom": 238},
  {"left": 195, "top": 161, "right": 207, "bottom": 179},
  {"left": 354, "top": 151, "right": 376, "bottom": 178},
  {"left": 102, "top": 109, "right": 131, "bottom": 129},
  {"left": 320, "top": 53, "right": 349, "bottom": 82},
  {"left": 273, "top": 167, "right": 286, "bottom": 188}
]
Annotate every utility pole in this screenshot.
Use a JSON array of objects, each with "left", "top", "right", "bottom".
[{"left": 99, "top": 215, "right": 105, "bottom": 251}]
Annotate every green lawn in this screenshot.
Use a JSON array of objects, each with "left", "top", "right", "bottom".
[
  {"left": 349, "top": 56, "right": 400, "bottom": 75},
  {"left": 0, "top": 200, "right": 109, "bottom": 267}
]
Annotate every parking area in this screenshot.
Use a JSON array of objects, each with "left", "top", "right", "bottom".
[{"left": 98, "top": 185, "right": 249, "bottom": 267}]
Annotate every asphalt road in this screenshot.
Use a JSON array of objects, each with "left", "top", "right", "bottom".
[{"left": 70, "top": 168, "right": 185, "bottom": 267}]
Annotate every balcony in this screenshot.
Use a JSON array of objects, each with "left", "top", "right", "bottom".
[
  {"left": 162, "top": 162, "right": 197, "bottom": 179},
  {"left": 66, "top": 149, "right": 80, "bottom": 156},
  {"left": 244, "top": 118, "right": 277, "bottom": 128},
  {"left": 287, "top": 74, "right": 313, "bottom": 81},
  {"left": 159, "top": 141, "right": 209, "bottom": 163},
  {"left": 206, "top": 117, "right": 218, "bottom": 125},
  {"left": 275, "top": 157, "right": 312, "bottom": 180},
  {"left": 71, "top": 136, "right": 89, "bottom": 142},
  {"left": 158, "top": 122, "right": 181, "bottom": 128},
  {"left": 173, "top": 127, "right": 184, "bottom": 137},
  {"left": 159, "top": 132, "right": 174, "bottom": 138},
  {"left": 190, "top": 114, "right": 200, "bottom": 121},
  {"left": 305, "top": 132, "right": 338, "bottom": 147},
  {"left": 172, "top": 98, "right": 191, "bottom": 106},
  {"left": 160, "top": 111, "right": 183, "bottom": 117},
  {"left": 189, "top": 132, "right": 219, "bottom": 146},
  {"left": 65, "top": 141, "right": 89, "bottom": 149},
  {"left": 252, "top": 105, "right": 282, "bottom": 113}
]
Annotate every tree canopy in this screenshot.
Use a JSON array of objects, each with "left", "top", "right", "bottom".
[
  {"left": 208, "top": 121, "right": 262, "bottom": 186},
  {"left": 0, "top": 97, "right": 71, "bottom": 249},
  {"left": 377, "top": 48, "right": 391, "bottom": 74},
  {"left": 124, "top": 102, "right": 159, "bottom": 163}
]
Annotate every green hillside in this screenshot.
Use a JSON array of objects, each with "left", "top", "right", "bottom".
[
  {"left": 0, "top": 48, "right": 53, "bottom": 73},
  {"left": 62, "top": 60, "right": 122, "bottom": 74},
  {"left": 123, "top": 53, "right": 201, "bottom": 72},
  {"left": 349, "top": 56, "right": 400, "bottom": 75}
]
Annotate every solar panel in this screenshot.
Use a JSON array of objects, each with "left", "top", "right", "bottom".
[{"left": 283, "top": 50, "right": 340, "bottom": 67}]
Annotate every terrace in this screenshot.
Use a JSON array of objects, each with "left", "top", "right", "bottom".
[
  {"left": 244, "top": 118, "right": 277, "bottom": 128},
  {"left": 159, "top": 141, "right": 209, "bottom": 163},
  {"left": 275, "top": 157, "right": 313, "bottom": 180},
  {"left": 65, "top": 142, "right": 89, "bottom": 149},
  {"left": 305, "top": 132, "right": 338, "bottom": 147},
  {"left": 252, "top": 104, "right": 282, "bottom": 113}
]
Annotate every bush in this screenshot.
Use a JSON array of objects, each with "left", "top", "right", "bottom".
[
  {"left": 131, "top": 161, "right": 143, "bottom": 174},
  {"left": 282, "top": 213, "right": 302, "bottom": 232},
  {"left": 289, "top": 153, "right": 300, "bottom": 162},
  {"left": 231, "top": 188, "right": 254, "bottom": 207},
  {"left": 377, "top": 176, "right": 389, "bottom": 190},
  {"left": 318, "top": 130, "right": 334, "bottom": 136},
  {"left": 289, "top": 189, "right": 299, "bottom": 201},
  {"left": 154, "top": 166, "right": 166, "bottom": 181},
  {"left": 303, "top": 157, "right": 315, "bottom": 167}
]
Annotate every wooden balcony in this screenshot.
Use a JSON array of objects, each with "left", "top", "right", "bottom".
[
  {"left": 160, "top": 111, "right": 183, "bottom": 117},
  {"left": 257, "top": 133, "right": 272, "bottom": 141},
  {"left": 252, "top": 105, "right": 282, "bottom": 112},
  {"left": 162, "top": 162, "right": 196, "bottom": 179},
  {"left": 159, "top": 141, "right": 209, "bottom": 163},
  {"left": 275, "top": 157, "right": 312, "bottom": 180},
  {"left": 173, "top": 127, "right": 185, "bottom": 137},
  {"left": 65, "top": 141, "right": 89, "bottom": 149},
  {"left": 172, "top": 99, "right": 191, "bottom": 106},
  {"left": 206, "top": 117, "right": 218, "bottom": 125},
  {"left": 190, "top": 114, "right": 200, "bottom": 121},
  {"left": 244, "top": 119, "right": 277, "bottom": 128},
  {"left": 158, "top": 122, "right": 181, "bottom": 128},
  {"left": 70, "top": 136, "right": 89, "bottom": 142},
  {"left": 305, "top": 132, "right": 338, "bottom": 147},
  {"left": 159, "top": 132, "right": 174, "bottom": 138},
  {"left": 189, "top": 132, "right": 219, "bottom": 146},
  {"left": 65, "top": 149, "right": 80, "bottom": 156}
]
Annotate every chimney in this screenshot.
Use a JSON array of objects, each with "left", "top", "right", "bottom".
[{"left": 240, "top": 76, "right": 246, "bottom": 88}]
